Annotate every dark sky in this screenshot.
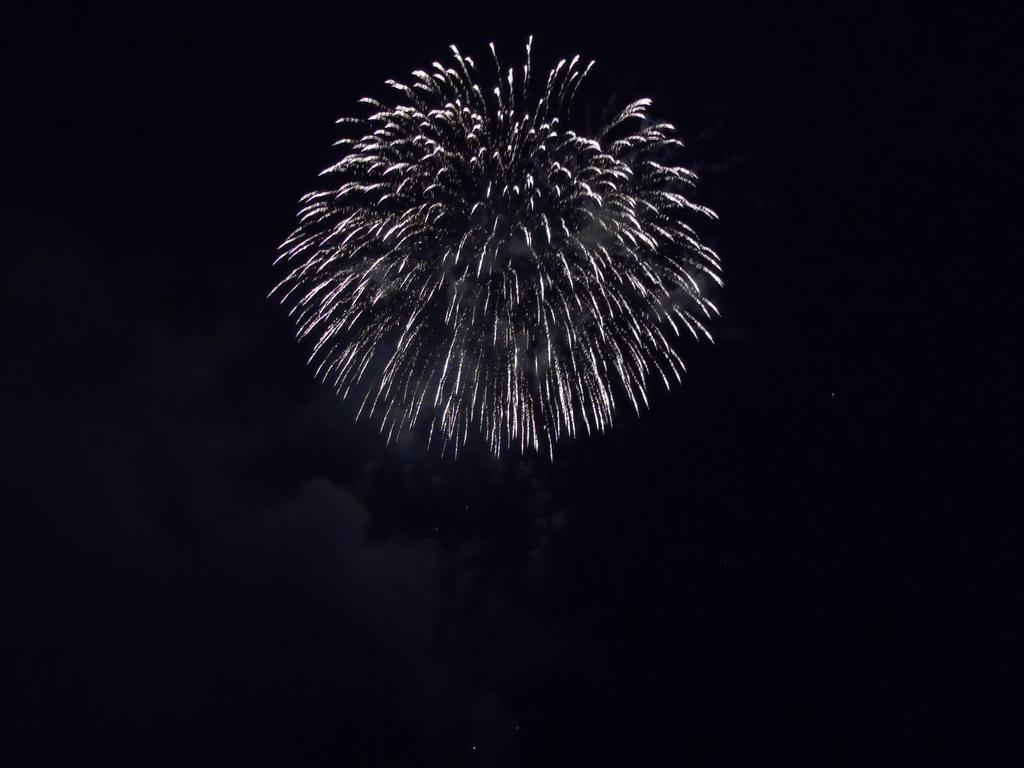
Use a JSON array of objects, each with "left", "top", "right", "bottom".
[{"left": 5, "top": 4, "right": 1017, "bottom": 766}]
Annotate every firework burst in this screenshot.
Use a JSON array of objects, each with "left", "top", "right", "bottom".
[{"left": 274, "top": 38, "right": 721, "bottom": 457}]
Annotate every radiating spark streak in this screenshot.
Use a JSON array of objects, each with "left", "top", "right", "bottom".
[{"left": 274, "top": 39, "right": 721, "bottom": 456}]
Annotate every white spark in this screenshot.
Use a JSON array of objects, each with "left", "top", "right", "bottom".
[{"left": 275, "top": 40, "right": 721, "bottom": 457}]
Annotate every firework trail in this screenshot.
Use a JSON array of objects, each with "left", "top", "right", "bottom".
[{"left": 274, "top": 38, "right": 721, "bottom": 457}]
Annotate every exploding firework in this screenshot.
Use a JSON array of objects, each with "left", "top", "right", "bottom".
[{"left": 274, "top": 38, "right": 721, "bottom": 457}]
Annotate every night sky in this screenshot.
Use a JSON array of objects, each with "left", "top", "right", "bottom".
[{"left": 6, "top": 5, "right": 1017, "bottom": 766}]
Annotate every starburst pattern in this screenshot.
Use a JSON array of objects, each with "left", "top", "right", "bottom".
[{"left": 274, "top": 38, "right": 721, "bottom": 457}]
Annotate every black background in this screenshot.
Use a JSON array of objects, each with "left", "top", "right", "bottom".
[{"left": 5, "top": 4, "right": 1018, "bottom": 765}]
